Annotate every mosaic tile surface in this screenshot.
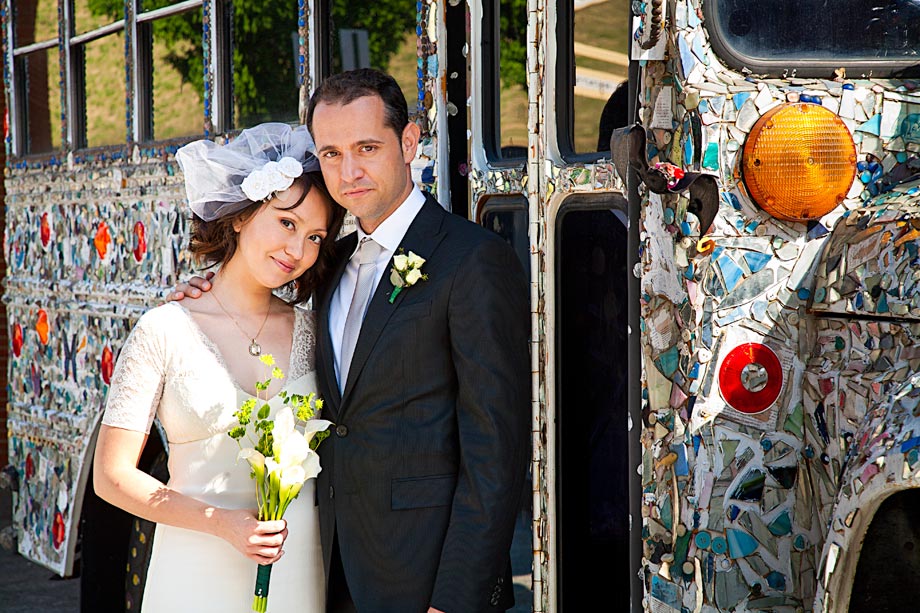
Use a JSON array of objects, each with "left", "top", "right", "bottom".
[{"left": 627, "top": 1, "right": 920, "bottom": 611}]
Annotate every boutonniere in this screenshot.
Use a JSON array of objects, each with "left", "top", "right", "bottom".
[{"left": 388, "top": 249, "right": 428, "bottom": 303}]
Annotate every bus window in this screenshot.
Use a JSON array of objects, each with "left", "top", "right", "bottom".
[
  {"left": 76, "top": 4, "right": 125, "bottom": 148},
  {"left": 80, "top": 30, "right": 126, "bottom": 148},
  {"left": 562, "top": 0, "right": 630, "bottom": 156},
  {"left": 480, "top": 197, "right": 530, "bottom": 277},
  {"left": 497, "top": 0, "right": 528, "bottom": 159},
  {"left": 13, "top": 0, "right": 60, "bottom": 154},
  {"left": 230, "top": 2, "right": 300, "bottom": 127},
  {"left": 705, "top": 0, "right": 920, "bottom": 76},
  {"left": 556, "top": 195, "right": 630, "bottom": 608},
  {"left": 322, "top": 0, "right": 418, "bottom": 111},
  {"left": 81, "top": 1, "right": 227, "bottom": 148},
  {"left": 148, "top": 4, "right": 205, "bottom": 140}
]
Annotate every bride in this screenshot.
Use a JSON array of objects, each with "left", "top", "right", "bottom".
[{"left": 93, "top": 123, "right": 345, "bottom": 612}]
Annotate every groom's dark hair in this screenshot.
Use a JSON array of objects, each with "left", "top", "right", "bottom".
[{"left": 307, "top": 69, "right": 410, "bottom": 139}]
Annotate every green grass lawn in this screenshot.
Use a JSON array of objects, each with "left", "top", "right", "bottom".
[
  {"left": 575, "top": 0, "right": 630, "bottom": 58},
  {"left": 30, "top": 2, "right": 205, "bottom": 149}
]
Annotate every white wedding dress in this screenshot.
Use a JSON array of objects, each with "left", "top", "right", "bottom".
[{"left": 102, "top": 302, "right": 324, "bottom": 613}]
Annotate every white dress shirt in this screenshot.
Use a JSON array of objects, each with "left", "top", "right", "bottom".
[{"left": 329, "top": 187, "right": 427, "bottom": 387}]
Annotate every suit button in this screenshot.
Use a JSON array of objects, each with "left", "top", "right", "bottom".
[
  {"left": 490, "top": 595, "right": 500, "bottom": 606},
  {"left": 335, "top": 424, "right": 349, "bottom": 437},
  {"left": 329, "top": 486, "right": 335, "bottom": 499}
]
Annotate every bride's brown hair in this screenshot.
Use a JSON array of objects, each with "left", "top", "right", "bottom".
[{"left": 189, "top": 171, "right": 345, "bottom": 303}]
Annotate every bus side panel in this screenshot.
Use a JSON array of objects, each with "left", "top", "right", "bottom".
[{"left": 3, "top": 154, "right": 190, "bottom": 575}]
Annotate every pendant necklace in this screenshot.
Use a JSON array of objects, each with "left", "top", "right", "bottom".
[{"left": 211, "top": 287, "right": 271, "bottom": 356}]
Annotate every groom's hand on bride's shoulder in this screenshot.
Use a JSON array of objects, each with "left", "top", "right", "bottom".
[{"left": 165, "top": 271, "right": 214, "bottom": 302}]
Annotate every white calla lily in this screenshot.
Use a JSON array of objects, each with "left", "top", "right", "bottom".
[
  {"left": 272, "top": 407, "right": 296, "bottom": 459},
  {"left": 278, "top": 430, "right": 310, "bottom": 469},
  {"left": 280, "top": 464, "right": 307, "bottom": 489},
  {"left": 238, "top": 448, "right": 266, "bottom": 471},
  {"left": 264, "top": 457, "right": 282, "bottom": 479},
  {"left": 302, "top": 419, "right": 333, "bottom": 444},
  {"left": 303, "top": 449, "right": 323, "bottom": 480}
]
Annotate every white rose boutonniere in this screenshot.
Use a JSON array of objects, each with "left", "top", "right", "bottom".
[{"left": 388, "top": 248, "right": 428, "bottom": 303}]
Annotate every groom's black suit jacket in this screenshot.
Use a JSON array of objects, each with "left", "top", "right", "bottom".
[{"left": 315, "top": 194, "right": 530, "bottom": 613}]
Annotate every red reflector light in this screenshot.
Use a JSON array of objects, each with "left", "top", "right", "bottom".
[{"left": 718, "top": 343, "right": 783, "bottom": 415}]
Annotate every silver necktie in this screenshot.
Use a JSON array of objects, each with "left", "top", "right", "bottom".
[{"left": 338, "top": 237, "right": 383, "bottom": 391}]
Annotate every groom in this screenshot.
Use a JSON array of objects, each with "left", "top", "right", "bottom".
[
  {"left": 176, "top": 69, "right": 529, "bottom": 612},
  {"left": 307, "top": 70, "right": 529, "bottom": 613}
]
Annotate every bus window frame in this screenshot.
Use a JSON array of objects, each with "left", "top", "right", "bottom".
[
  {"left": 7, "top": 0, "right": 61, "bottom": 158},
  {"left": 480, "top": 0, "right": 526, "bottom": 166},
  {"left": 702, "top": 0, "right": 920, "bottom": 79},
  {"left": 554, "top": 0, "right": 623, "bottom": 163},
  {"left": 475, "top": 193, "right": 528, "bottom": 224}
]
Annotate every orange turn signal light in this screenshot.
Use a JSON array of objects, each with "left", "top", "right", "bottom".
[{"left": 742, "top": 103, "right": 856, "bottom": 221}]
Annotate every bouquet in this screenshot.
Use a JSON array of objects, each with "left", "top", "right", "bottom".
[{"left": 228, "top": 354, "right": 332, "bottom": 613}]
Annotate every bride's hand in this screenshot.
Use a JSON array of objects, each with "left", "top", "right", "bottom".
[
  {"left": 165, "top": 271, "right": 214, "bottom": 302},
  {"left": 214, "top": 508, "right": 288, "bottom": 564}
]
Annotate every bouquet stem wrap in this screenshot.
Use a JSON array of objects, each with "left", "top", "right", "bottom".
[{"left": 253, "top": 563, "right": 273, "bottom": 612}]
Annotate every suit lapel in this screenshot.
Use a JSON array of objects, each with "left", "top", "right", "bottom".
[
  {"left": 317, "top": 232, "right": 357, "bottom": 417},
  {"left": 340, "top": 196, "right": 447, "bottom": 409}
]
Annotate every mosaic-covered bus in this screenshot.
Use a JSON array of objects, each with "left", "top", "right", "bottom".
[{"left": 2, "top": 0, "right": 919, "bottom": 611}]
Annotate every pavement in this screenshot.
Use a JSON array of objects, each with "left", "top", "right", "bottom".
[
  {"left": 0, "top": 488, "right": 80, "bottom": 612},
  {"left": 0, "top": 486, "right": 532, "bottom": 612}
]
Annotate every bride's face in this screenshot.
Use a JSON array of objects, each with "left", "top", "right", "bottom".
[{"left": 230, "top": 181, "right": 332, "bottom": 289}]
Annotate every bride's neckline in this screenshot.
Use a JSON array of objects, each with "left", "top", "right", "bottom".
[{"left": 167, "top": 301, "right": 305, "bottom": 401}]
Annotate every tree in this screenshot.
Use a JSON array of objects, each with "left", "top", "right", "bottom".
[
  {"left": 88, "top": 0, "right": 527, "bottom": 120},
  {"left": 499, "top": 0, "right": 528, "bottom": 90},
  {"left": 89, "top": 0, "right": 301, "bottom": 126},
  {"left": 328, "top": 0, "right": 415, "bottom": 74}
]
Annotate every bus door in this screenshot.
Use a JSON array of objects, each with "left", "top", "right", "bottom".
[{"left": 468, "top": 0, "right": 637, "bottom": 610}]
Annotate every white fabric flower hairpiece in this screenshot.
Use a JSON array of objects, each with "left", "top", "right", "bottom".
[
  {"left": 240, "top": 157, "right": 305, "bottom": 202},
  {"left": 175, "top": 123, "right": 320, "bottom": 222}
]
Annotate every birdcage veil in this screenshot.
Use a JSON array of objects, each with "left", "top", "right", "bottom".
[{"left": 175, "top": 123, "right": 321, "bottom": 222}]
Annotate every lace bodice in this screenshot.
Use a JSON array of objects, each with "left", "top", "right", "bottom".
[{"left": 102, "top": 302, "right": 318, "bottom": 443}]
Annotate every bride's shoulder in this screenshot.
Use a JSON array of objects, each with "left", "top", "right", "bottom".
[{"left": 133, "top": 301, "right": 194, "bottom": 335}]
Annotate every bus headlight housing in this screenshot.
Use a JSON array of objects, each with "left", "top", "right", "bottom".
[{"left": 742, "top": 102, "right": 856, "bottom": 221}]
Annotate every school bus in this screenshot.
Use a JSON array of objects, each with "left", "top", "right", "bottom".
[{"left": 3, "top": 0, "right": 920, "bottom": 611}]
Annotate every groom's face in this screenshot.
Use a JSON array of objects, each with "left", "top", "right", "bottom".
[{"left": 311, "top": 94, "right": 420, "bottom": 234}]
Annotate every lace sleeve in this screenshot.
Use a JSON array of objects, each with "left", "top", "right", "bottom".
[{"left": 101, "top": 310, "right": 167, "bottom": 434}]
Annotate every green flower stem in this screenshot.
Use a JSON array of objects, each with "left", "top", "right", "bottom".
[{"left": 388, "top": 286, "right": 403, "bottom": 303}]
